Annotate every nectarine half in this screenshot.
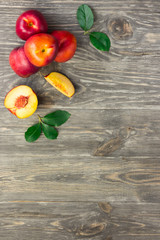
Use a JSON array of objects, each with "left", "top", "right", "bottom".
[{"left": 4, "top": 85, "right": 38, "bottom": 119}]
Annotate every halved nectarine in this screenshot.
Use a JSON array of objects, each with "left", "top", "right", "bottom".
[
  {"left": 44, "top": 72, "right": 75, "bottom": 98},
  {"left": 4, "top": 85, "right": 38, "bottom": 119}
]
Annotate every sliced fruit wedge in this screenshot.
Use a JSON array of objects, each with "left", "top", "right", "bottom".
[{"left": 44, "top": 72, "right": 75, "bottom": 98}]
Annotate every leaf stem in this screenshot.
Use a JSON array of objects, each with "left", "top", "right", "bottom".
[
  {"left": 38, "top": 114, "right": 42, "bottom": 123},
  {"left": 84, "top": 30, "right": 90, "bottom": 35}
]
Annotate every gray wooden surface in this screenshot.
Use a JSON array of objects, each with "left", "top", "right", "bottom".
[{"left": 0, "top": 0, "right": 160, "bottom": 239}]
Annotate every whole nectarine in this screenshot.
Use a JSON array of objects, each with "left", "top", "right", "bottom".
[
  {"left": 4, "top": 85, "right": 38, "bottom": 119},
  {"left": 24, "top": 33, "right": 58, "bottom": 67},
  {"left": 16, "top": 10, "right": 48, "bottom": 40},
  {"left": 51, "top": 30, "right": 77, "bottom": 62},
  {"left": 9, "top": 46, "right": 40, "bottom": 78}
]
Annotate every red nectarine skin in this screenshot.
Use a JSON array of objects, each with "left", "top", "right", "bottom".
[
  {"left": 24, "top": 33, "right": 58, "bottom": 67},
  {"left": 51, "top": 30, "right": 77, "bottom": 62},
  {"left": 8, "top": 108, "right": 17, "bottom": 116},
  {"left": 16, "top": 10, "right": 48, "bottom": 40},
  {"left": 9, "top": 46, "right": 40, "bottom": 78}
]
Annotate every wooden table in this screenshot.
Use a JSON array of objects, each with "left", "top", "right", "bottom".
[{"left": 0, "top": 0, "right": 160, "bottom": 239}]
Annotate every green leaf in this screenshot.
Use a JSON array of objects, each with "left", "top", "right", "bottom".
[
  {"left": 42, "top": 110, "right": 71, "bottom": 127},
  {"left": 89, "top": 32, "right": 111, "bottom": 51},
  {"left": 77, "top": 4, "right": 94, "bottom": 31},
  {"left": 41, "top": 122, "right": 58, "bottom": 140},
  {"left": 25, "top": 123, "right": 41, "bottom": 142}
]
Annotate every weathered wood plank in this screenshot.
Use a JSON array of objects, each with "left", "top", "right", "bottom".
[
  {"left": 1, "top": 109, "right": 160, "bottom": 157},
  {"left": 0, "top": 154, "right": 160, "bottom": 202},
  {"left": 1, "top": 56, "right": 160, "bottom": 110},
  {"left": 2, "top": 58, "right": 160, "bottom": 110},
  {"left": 0, "top": 202, "right": 159, "bottom": 240}
]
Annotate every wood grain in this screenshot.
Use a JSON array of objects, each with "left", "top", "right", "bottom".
[
  {"left": 0, "top": 202, "right": 160, "bottom": 240},
  {"left": 0, "top": 0, "right": 160, "bottom": 239},
  {"left": 0, "top": 154, "right": 160, "bottom": 202},
  {"left": 1, "top": 109, "right": 160, "bottom": 157}
]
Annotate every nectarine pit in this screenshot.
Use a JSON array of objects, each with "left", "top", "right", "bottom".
[{"left": 15, "top": 95, "right": 29, "bottom": 108}]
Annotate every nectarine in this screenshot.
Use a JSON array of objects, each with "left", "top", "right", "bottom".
[
  {"left": 24, "top": 33, "right": 58, "bottom": 67},
  {"left": 4, "top": 85, "right": 38, "bottom": 119},
  {"left": 44, "top": 72, "right": 75, "bottom": 98},
  {"left": 51, "top": 30, "right": 77, "bottom": 62},
  {"left": 9, "top": 46, "right": 40, "bottom": 78},
  {"left": 16, "top": 10, "right": 48, "bottom": 40}
]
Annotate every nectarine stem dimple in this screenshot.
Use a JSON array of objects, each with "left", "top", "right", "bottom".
[
  {"left": 23, "top": 17, "right": 33, "bottom": 27},
  {"left": 28, "top": 22, "right": 33, "bottom": 27},
  {"left": 15, "top": 95, "right": 29, "bottom": 108}
]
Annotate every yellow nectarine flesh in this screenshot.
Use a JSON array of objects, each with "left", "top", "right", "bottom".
[
  {"left": 4, "top": 85, "right": 38, "bottom": 119},
  {"left": 44, "top": 72, "right": 75, "bottom": 98}
]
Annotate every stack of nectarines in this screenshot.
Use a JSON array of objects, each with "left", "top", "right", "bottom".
[
  {"left": 10, "top": 9, "right": 77, "bottom": 77},
  {"left": 5, "top": 9, "right": 77, "bottom": 119}
]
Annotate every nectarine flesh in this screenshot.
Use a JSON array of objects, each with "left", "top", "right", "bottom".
[
  {"left": 4, "top": 85, "right": 38, "bottom": 119},
  {"left": 44, "top": 72, "right": 75, "bottom": 98}
]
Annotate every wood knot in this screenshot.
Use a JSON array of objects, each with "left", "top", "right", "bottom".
[
  {"left": 76, "top": 223, "right": 105, "bottom": 237},
  {"left": 94, "top": 137, "right": 122, "bottom": 156},
  {"left": 94, "top": 127, "right": 135, "bottom": 156},
  {"left": 120, "top": 170, "right": 160, "bottom": 185},
  {"left": 98, "top": 202, "right": 112, "bottom": 214},
  {"left": 105, "top": 237, "right": 113, "bottom": 240},
  {"left": 107, "top": 18, "right": 133, "bottom": 40}
]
